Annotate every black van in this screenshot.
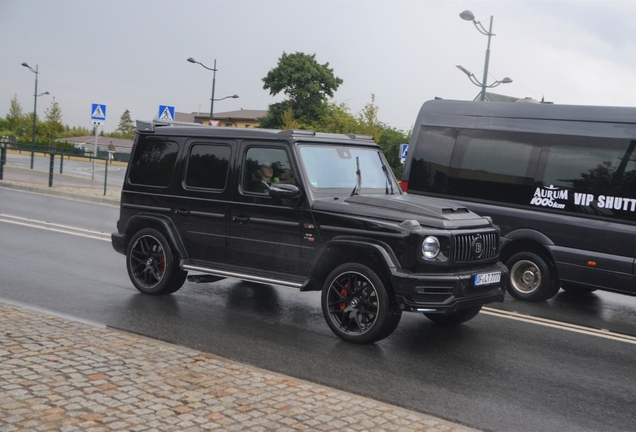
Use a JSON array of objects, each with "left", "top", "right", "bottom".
[{"left": 401, "top": 99, "right": 636, "bottom": 301}]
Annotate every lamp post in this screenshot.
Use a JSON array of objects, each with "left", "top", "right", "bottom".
[
  {"left": 187, "top": 58, "right": 239, "bottom": 125},
  {"left": 457, "top": 10, "right": 512, "bottom": 101},
  {"left": 22, "top": 62, "right": 50, "bottom": 168}
]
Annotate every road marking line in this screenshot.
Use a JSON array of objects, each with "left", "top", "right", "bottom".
[
  {"left": 482, "top": 307, "right": 636, "bottom": 345},
  {"left": 0, "top": 214, "right": 110, "bottom": 242},
  {"left": 0, "top": 213, "right": 107, "bottom": 234}
]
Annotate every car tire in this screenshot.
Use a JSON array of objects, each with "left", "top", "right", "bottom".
[
  {"left": 321, "top": 263, "right": 401, "bottom": 344},
  {"left": 424, "top": 305, "right": 482, "bottom": 325},
  {"left": 506, "top": 251, "right": 559, "bottom": 302},
  {"left": 126, "top": 228, "right": 187, "bottom": 295}
]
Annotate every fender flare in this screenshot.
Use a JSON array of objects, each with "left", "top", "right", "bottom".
[
  {"left": 301, "top": 236, "right": 400, "bottom": 291},
  {"left": 125, "top": 213, "right": 188, "bottom": 259}
]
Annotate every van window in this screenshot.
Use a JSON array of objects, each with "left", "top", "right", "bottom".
[
  {"left": 128, "top": 138, "right": 179, "bottom": 187},
  {"left": 540, "top": 140, "right": 636, "bottom": 197},
  {"left": 448, "top": 130, "right": 538, "bottom": 204},
  {"left": 184, "top": 144, "right": 231, "bottom": 190},
  {"left": 407, "top": 127, "right": 456, "bottom": 193}
]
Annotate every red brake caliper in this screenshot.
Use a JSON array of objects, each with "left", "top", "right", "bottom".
[{"left": 339, "top": 282, "right": 348, "bottom": 310}]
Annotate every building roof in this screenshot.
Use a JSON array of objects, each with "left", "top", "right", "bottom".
[
  {"left": 175, "top": 109, "right": 268, "bottom": 123},
  {"left": 211, "top": 109, "right": 268, "bottom": 120}
]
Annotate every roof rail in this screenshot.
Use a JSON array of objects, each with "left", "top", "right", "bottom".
[
  {"left": 345, "top": 134, "right": 374, "bottom": 141},
  {"left": 277, "top": 129, "right": 375, "bottom": 141},
  {"left": 136, "top": 119, "right": 207, "bottom": 132},
  {"left": 277, "top": 129, "right": 316, "bottom": 137}
]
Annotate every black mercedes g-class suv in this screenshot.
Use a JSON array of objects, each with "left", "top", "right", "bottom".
[{"left": 112, "top": 121, "right": 508, "bottom": 343}]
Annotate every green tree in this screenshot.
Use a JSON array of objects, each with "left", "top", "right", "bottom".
[
  {"left": 261, "top": 52, "right": 343, "bottom": 127},
  {"left": 62, "top": 125, "right": 91, "bottom": 137},
  {"left": 116, "top": 109, "right": 135, "bottom": 139},
  {"left": 43, "top": 97, "right": 64, "bottom": 144},
  {"left": 6, "top": 94, "right": 27, "bottom": 137},
  {"left": 355, "top": 95, "right": 381, "bottom": 143},
  {"left": 377, "top": 125, "right": 411, "bottom": 178},
  {"left": 311, "top": 101, "right": 357, "bottom": 134}
]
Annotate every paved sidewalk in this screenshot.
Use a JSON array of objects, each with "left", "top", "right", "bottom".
[
  {"left": 0, "top": 165, "right": 121, "bottom": 205},
  {"left": 0, "top": 301, "right": 479, "bottom": 431}
]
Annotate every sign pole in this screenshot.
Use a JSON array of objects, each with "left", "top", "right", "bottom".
[
  {"left": 90, "top": 103, "right": 107, "bottom": 182},
  {"left": 92, "top": 126, "right": 98, "bottom": 180}
]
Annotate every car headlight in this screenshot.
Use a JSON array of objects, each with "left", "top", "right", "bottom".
[{"left": 422, "top": 236, "right": 440, "bottom": 260}]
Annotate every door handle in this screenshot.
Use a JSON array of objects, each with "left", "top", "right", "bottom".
[
  {"left": 232, "top": 216, "right": 250, "bottom": 224},
  {"left": 174, "top": 209, "right": 191, "bottom": 216}
]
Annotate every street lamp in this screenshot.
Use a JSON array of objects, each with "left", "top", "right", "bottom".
[
  {"left": 458, "top": 10, "right": 512, "bottom": 101},
  {"left": 188, "top": 58, "right": 238, "bottom": 125},
  {"left": 22, "top": 62, "right": 50, "bottom": 168},
  {"left": 215, "top": 95, "right": 239, "bottom": 102}
]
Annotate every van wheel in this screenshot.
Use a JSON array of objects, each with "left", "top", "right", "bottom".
[
  {"left": 561, "top": 282, "right": 598, "bottom": 295},
  {"left": 425, "top": 305, "right": 482, "bottom": 325},
  {"left": 321, "top": 263, "right": 401, "bottom": 344},
  {"left": 126, "top": 228, "right": 187, "bottom": 295},
  {"left": 506, "top": 252, "right": 559, "bottom": 302}
]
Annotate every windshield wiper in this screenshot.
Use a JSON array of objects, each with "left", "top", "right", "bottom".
[
  {"left": 351, "top": 156, "right": 361, "bottom": 196},
  {"left": 378, "top": 151, "right": 395, "bottom": 195}
]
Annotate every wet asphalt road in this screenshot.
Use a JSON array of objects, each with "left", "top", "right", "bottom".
[{"left": 2, "top": 187, "right": 636, "bottom": 431}]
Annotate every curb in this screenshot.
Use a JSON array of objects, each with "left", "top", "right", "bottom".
[{"left": 0, "top": 180, "right": 120, "bottom": 206}]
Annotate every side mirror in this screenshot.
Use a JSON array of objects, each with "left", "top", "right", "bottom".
[{"left": 269, "top": 183, "right": 301, "bottom": 199}]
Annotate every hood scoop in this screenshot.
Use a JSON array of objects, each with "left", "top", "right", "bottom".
[{"left": 344, "top": 194, "right": 476, "bottom": 220}]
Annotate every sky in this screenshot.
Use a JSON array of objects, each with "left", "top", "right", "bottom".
[{"left": 2, "top": 0, "right": 636, "bottom": 134}]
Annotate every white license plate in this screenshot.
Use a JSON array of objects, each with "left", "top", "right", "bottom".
[{"left": 474, "top": 271, "right": 501, "bottom": 286}]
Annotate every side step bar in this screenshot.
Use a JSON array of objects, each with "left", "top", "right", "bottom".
[{"left": 182, "top": 264, "right": 304, "bottom": 289}]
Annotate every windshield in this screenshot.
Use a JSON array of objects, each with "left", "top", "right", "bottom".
[{"left": 298, "top": 145, "right": 398, "bottom": 194}]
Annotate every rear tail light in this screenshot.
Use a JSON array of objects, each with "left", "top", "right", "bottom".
[{"left": 400, "top": 180, "right": 409, "bottom": 193}]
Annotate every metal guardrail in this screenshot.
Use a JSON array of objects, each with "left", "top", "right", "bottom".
[{"left": 0, "top": 141, "right": 114, "bottom": 196}]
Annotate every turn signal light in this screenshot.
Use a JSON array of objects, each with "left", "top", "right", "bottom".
[{"left": 587, "top": 261, "right": 597, "bottom": 266}]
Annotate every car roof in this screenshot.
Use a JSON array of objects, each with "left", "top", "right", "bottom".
[{"left": 135, "top": 120, "right": 377, "bottom": 146}]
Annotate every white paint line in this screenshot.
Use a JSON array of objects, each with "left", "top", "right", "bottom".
[
  {"left": 0, "top": 216, "right": 110, "bottom": 242},
  {"left": 482, "top": 307, "right": 636, "bottom": 345}
]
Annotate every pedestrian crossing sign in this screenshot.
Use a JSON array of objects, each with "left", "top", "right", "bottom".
[
  {"left": 400, "top": 144, "right": 408, "bottom": 164},
  {"left": 91, "top": 103, "right": 107, "bottom": 125},
  {"left": 158, "top": 105, "right": 175, "bottom": 122}
]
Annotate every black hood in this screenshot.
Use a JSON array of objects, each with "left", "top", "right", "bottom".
[{"left": 312, "top": 194, "right": 491, "bottom": 230}]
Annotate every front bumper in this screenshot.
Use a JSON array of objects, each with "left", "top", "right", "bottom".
[{"left": 391, "top": 261, "right": 509, "bottom": 313}]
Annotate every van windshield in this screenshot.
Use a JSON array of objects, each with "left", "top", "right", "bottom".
[{"left": 298, "top": 145, "right": 397, "bottom": 195}]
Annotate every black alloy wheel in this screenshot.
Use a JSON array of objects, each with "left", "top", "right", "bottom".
[
  {"left": 321, "top": 263, "right": 401, "bottom": 344},
  {"left": 126, "top": 228, "right": 187, "bottom": 295}
]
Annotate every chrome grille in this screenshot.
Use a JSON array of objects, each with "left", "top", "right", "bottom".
[{"left": 453, "top": 232, "right": 498, "bottom": 262}]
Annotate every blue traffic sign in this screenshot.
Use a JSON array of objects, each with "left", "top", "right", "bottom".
[
  {"left": 400, "top": 144, "right": 408, "bottom": 163},
  {"left": 91, "top": 103, "right": 107, "bottom": 125},
  {"left": 158, "top": 105, "right": 175, "bottom": 122}
]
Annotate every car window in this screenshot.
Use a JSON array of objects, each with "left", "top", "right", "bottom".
[
  {"left": 298, "top": 145, "right": 390, "bottom": 190},
  {"left": 128, "top": 138, "right": 179, "bottom": 187},
  {"left": 184, "top": 144, "right": 231, "bottom": 190},
  {"left": 242, "top": 147, "right": 294, "bottom": 194}
]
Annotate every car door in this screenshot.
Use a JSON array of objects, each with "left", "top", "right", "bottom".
[
  {"left": 228, "top": 142, "right": 304, "bottom": 275},
  {"left": 171, "top": 139, "right": 233, "bottom": 263}
]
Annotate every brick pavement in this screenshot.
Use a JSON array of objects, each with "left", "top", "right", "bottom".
[{"left": 0, "top": 301, "right": 479, "bottom": 432}]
